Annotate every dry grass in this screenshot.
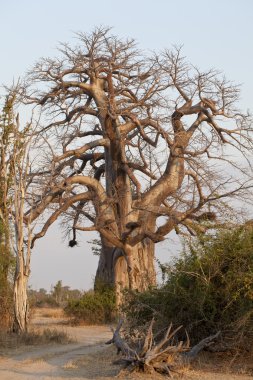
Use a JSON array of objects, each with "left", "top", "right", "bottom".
[
  {"left": 32, "top": 307, "right": 65, "bottom": 319},
  {"left": 72, "top": 345, "right": 123, "bottom": 378},
  {"left": 73, "top": 345, "right": 253, "bottom": 380},
  {"left": 75, "top": 344, "right": 253, "bottom": 379},
  {"left": 191, "top": 349, "right": 253, "bottom": 377},
  {"left": 0, "top": 327, "right": 72, "bottom": 352}
]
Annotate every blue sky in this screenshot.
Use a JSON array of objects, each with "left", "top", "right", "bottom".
[{"left": 1, "top": 0, "right": 252, "bottom": 290}]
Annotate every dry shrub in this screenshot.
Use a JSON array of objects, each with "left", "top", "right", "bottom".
[{"left": 29, "top": 328, "right": 72, "bottom": 344}]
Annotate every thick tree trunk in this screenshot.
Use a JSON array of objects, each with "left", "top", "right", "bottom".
[
  {"left": 116, "top": 239, "right": 156, "bottom": 291},
  {"left": 95, "top": 236, "right": 156, "bottom": 304},
  {"left": 94, "top": 237, "right": 118, "bottom": 288},
  {"left": 13, "top": 270, "right": 29, "bottom": 333},
  {"left": 94, "top": 81, "right": 157, "bottom": 302}
]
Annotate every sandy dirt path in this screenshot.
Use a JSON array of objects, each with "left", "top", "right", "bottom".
[
  {"left": 0, "top": 312, "right": 252, "bottom": 380},
  {"left": 0, "top": 322, "right": 113, "bottom": 380}
]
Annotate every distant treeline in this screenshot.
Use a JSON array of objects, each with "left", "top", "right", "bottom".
[{"left": 29, "top": 280, "right": 83, "bottom": 308}]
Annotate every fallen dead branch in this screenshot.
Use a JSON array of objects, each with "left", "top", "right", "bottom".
[{"left": 106, "top": 319, "right": 220, "bottom": 377}]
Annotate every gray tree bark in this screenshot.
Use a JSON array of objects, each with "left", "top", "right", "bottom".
[
  {"left": 95, "top": 236, "right": 156, "bottom": 303},
  {"left": 13, "top": 268, "right": 29, "bottom": 333}
]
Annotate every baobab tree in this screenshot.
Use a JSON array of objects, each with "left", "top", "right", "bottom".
[{"left": 17, "top": 27, "right": 252, "bottom": 299}]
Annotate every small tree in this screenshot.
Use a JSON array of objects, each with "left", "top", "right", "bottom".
[
  {"left": 11, "top": 130, "right": 33, "bottom": 333},
  {"left": 0, "top": 97, "right": 16, "bottom": 329},
  {"left": 0, "top": 91, "right": 38, "bottom": 333},
  {"left": 53, "top": 280, "right": 63, "bottom": 304}
]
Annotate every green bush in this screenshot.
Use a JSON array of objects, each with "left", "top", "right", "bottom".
[
  {"left": 64, "top": 286, "right": 116, "bottom": 324},
  {"left": 0, "top": 280, "right": 13, "bottom": 330},
  {"left": 0, "top": 228, "right": 15, "bottom": 331},
  {"left": 123, "top": 226, "right": 253, "bottom": 344}
]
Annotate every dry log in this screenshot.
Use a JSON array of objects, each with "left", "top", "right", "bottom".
[
  {"left": 184, "top": 330, "right": 221, "bottom": 360},
  {"left": 106, "top": 319, "right": 221, "bottom": 377},
  {"left": 106, "top": 319, "right": 137, "bottom": 358}
]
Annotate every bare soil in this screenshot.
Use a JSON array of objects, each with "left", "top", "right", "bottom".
[{"left": 0, "top": 308, "right": 252, "bottom": 380}]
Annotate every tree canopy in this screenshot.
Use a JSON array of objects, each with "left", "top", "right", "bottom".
[{"left": 11, "top": 27, "right": 253, "bottom": 294}]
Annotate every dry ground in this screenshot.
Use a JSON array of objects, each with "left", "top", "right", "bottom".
[{"left": 0, "top": 308, "right": 252, "bottom": 380}]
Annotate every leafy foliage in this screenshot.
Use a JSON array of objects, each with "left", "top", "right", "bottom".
[
  {"left": 123, "top": 226, "right": 253, "bottom": 344},
  {"left": 64, "top": 285, "right": 116, "bottom": 324},
  {"left": 0, "top": 244, "right": 14, "bottom": 330}
]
